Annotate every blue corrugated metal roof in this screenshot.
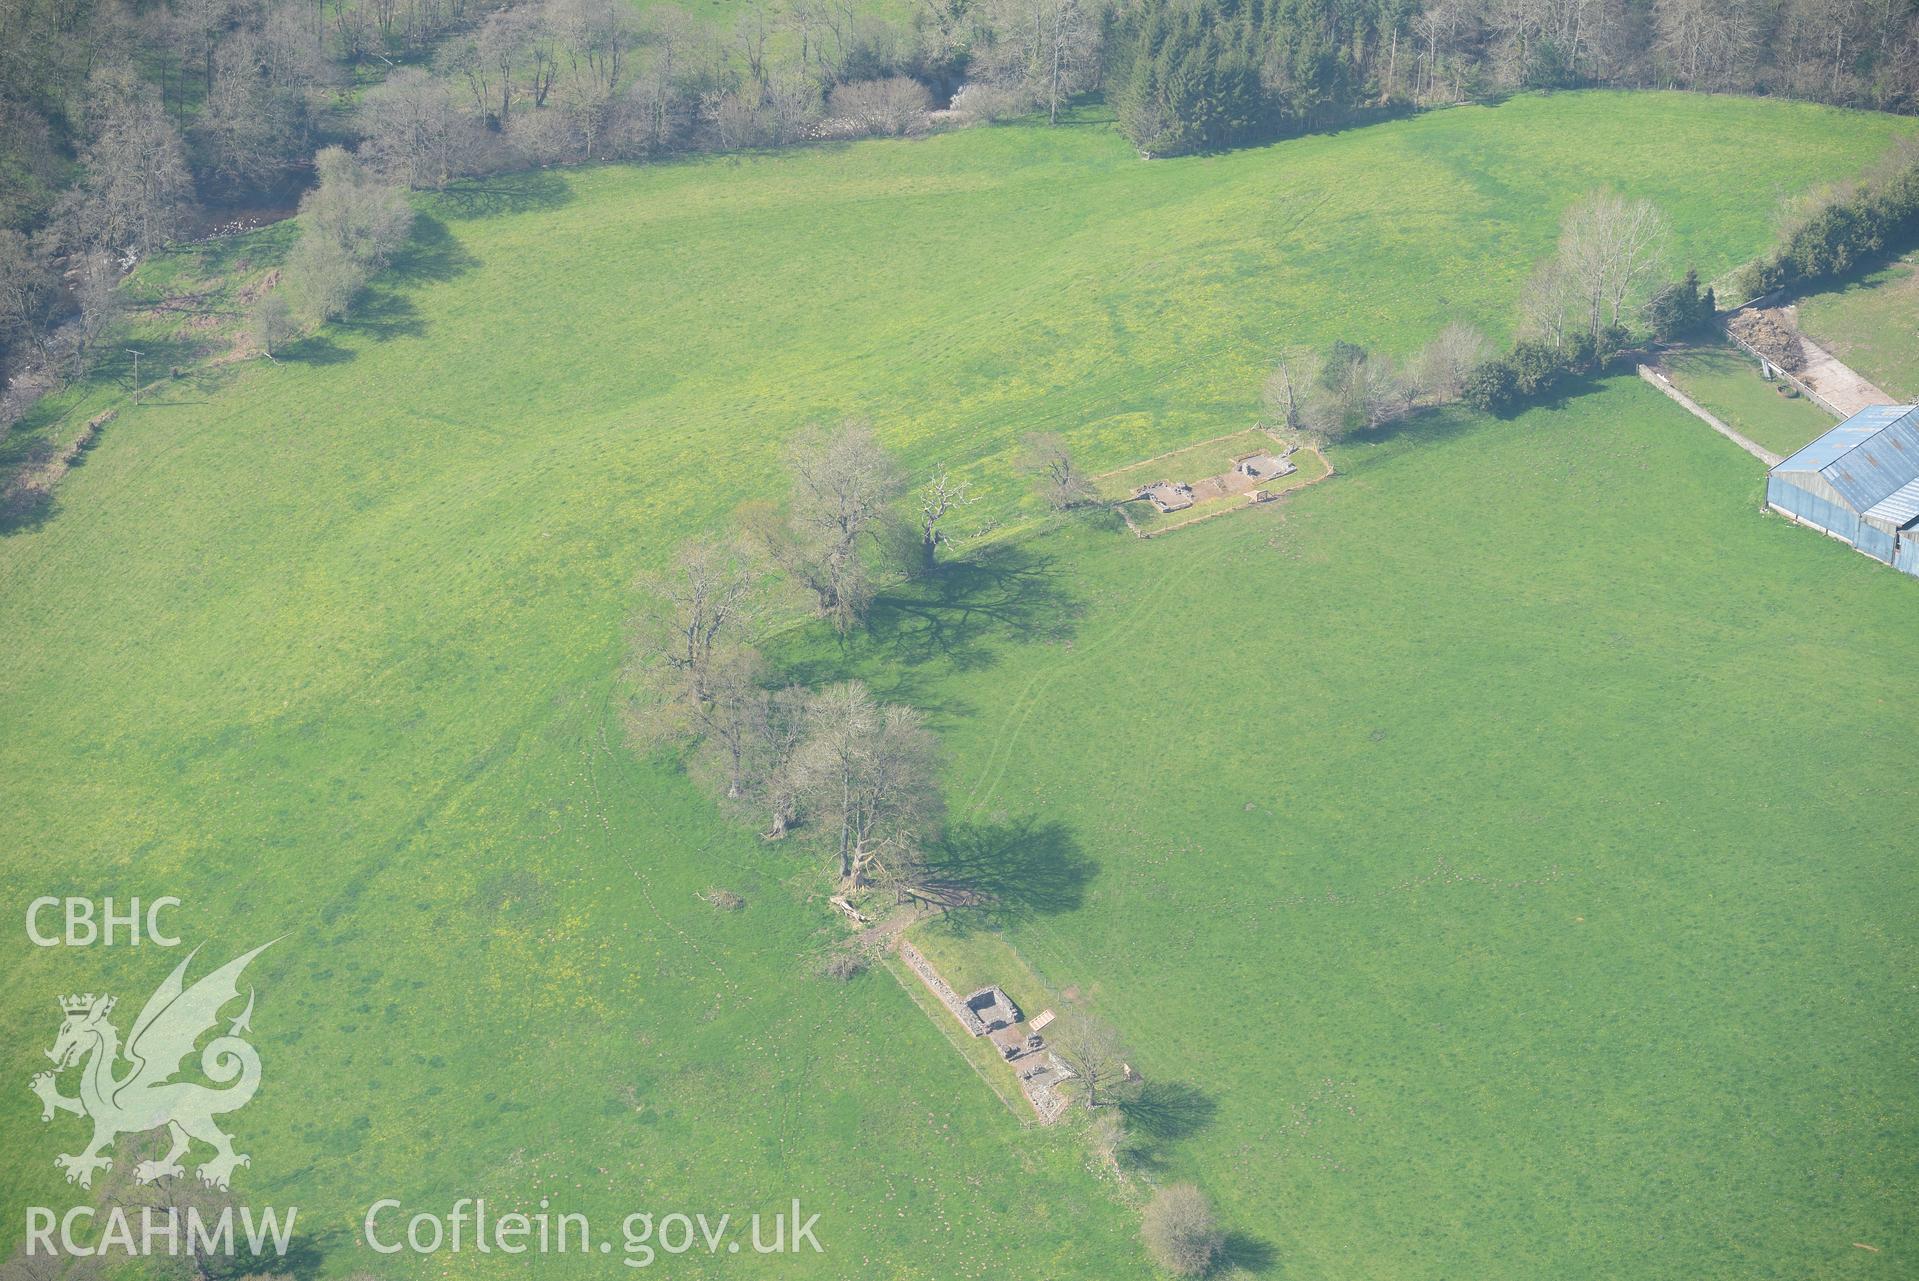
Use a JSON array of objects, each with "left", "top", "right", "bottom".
[
  {"left": 1864, "top": 475, "right": 1919, "bottom": 529},
  {"left": 1823, "top": 410, "right": 1919, "bottom": 511},
  {"left": 1770, "top": 405, "right": 1919, "bottom": 518},
  {"left": 1773, "top": 405, "right": 1915, "bottom": 475}
]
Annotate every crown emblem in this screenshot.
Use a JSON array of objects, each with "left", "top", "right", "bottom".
[{"left": 59, "top": 994, "right": 111, "bottom": 1015}]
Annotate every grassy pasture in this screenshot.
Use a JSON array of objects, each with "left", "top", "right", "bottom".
[
  {"left": 1796, "top": 255, "right": 1919, "bottom": 400},
  {"left": 0, "top": 92, "right": 1915, "bottom": 1280},
  {"left": 1659, "top": 342, "right": 1837, "bottom": 457}
]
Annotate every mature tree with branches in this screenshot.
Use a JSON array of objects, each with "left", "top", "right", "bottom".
[
  {"left": 1417, "top": 321, "right": 1491, "bottom": 402},
  {"left": 1021, "top": 432, "right": 1094, "bottom": 510},
  {"left": 914, "top": 470, "right": 972, "bottom": 574},
  {"left": 1141, "top": 1183, "right": 1225, "bottom": 1277},
  {"left": 790, "top": 682, "right": 943, "bottom": 885},
  {"left": 769, "top": 421, "right": 905, "bottom": 633},
  {"left": 1053, "top": 1014, "right": 1131, "bottom": 1108},
  {"left": 286, "top": 146, "right": 414, "bottom": 324},
  {"left": 1558, "top": 190, "right": 1671, "bottom": 339},
  {"left": 55, "top": 72, "right": 194, "bottom": 259}
]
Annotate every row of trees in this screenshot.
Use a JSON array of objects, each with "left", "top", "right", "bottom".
[
  {"left": 1263, "top": 324, "right": 1492, "bottom": 441},
  {"left": 1262, "top": 189, "right": 1716, "bottom": 426},
  {"left": 1730, "top": 137, "right": 1919, "bottom": 298},
  {"left": 626, "top": 419, "right": 1106, "bottom": 887},
  {"left": 626, "top": 423, "right": 963, "bottom": 889},
  {"left": 1109, "top": 0, "right": 1919, "bottom": 155}
]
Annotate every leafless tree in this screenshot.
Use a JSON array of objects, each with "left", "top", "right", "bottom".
[
  {"left": 790, "top": 682, "right": 943, "bottom": 885},
  {"left": 1655, "top": 0, "right": 1761, "bottom": 89},
  {"left": 0, "top": 230, "right": 59, "bottom": 364},
  {"left": 1053, "top": 1014, "right": 1129, "bottom": 1108},
  {"left": 914, "top": 471, "right": 972, "bottom": 574},
  {"left": 69, "top": 253, "right": 123, "bottom": 382},
  {"left": 55, "top": 74, "right": 193, "bottom": 259},
  {"left": 1359, "top": 353, "right": 1415, "bottom": 429},
  {"left": 826, "top": 76, "right": 930, "bottom": 136},
  {"left": 1261, "top": 346, "right": 1324, "bottom": 433},
  {"left": 978, "top": 0, "right": 1103, "bottom": 123},
  {"left": 630, "top": 538, "right": 763, "bottom": 713},
  {"left": 549, "top": 0, "right": 636, "bottom": 155},
  {"left": 777, "top": 421, "right": 904, "bottom": 632},
  {"left": 1558, "top": 189, "right": 1670, "bottom": 338},
  {"left": 1141, "top": 1183, "right": 1224, "bottom": 1278},
  {"left": 197, "top": 30, "right": 310, "bottom": 192},
  {"left": 1417, "top": 321, "right": 1491, "bottom": 402},
  {"left": 1517, "top": 255, "right": 1576, "bottom": 349},
  {"left": 1020, "top": 432, "right": 1094, "bottom": 510},
  {"left": 746, "top": 683, "right": 811, "bottom": 837},
  {"left": 362, "top": 67, "right": 471, "bottom": 189}
]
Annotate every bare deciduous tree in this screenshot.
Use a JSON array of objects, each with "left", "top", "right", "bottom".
[
  {"left": 1517, "top": 255, "right": 1576, "bottom": 349},
  {"left": 775, "top": 421, "right": 904, "bottom": 632},
  {"left": 826, "top": 76, "right": 931, "bottom": 136},
  {"left": 1021, "top": 432, "right": 1094, "bottom": 510},
  {"left": 0, "top": 230, "right": 59, "bottom": 366},
  {"left": 362, "top": 67, "right": 471, "bottom": 190},
  {"left": 1557, "top": 190, "right": 1671, "bottom": 338},
  {"left": 1053, "top": 1014, "right": 1130, "bottom": 1108},
  {"left": 790, "top": 682, "right": 943, "bottom": 885},
  {"left": 1261, "top": 346, "right": 1324, "bottom": 433},
  {"left": 746, "top": 683, "right": 811, "bottom": 837},
  {"left": 977, "top": 0, "right": 1103, "bottom": 123},
  {"left": 914, "top": 470, "right": 971, "bottom": 574},
  {"left": 632, "top": 539, "right": 763, "bottom": 710},
  {"left": 55, "top": 74, "right": 193, "bottom": 259},
  {"left": 1141, "top": 1183, "right": 1225, "bottom": 1278},
  {"left": 1416, "top": 321, "right": 1491, "bottom": 402}
]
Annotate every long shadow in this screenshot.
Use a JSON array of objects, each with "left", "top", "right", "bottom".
[
  {"left": 280, "top": 333, "right": 356, "bottom": 365},
  {"left": 338, "top": 286, "right": 425, "bottom": 342},
  {"left": 386, "top": 213, "right": 479, "bottom": 286},
  {"left": 436, "top": 169, "right": 575, "bottom": 221},
  {"left": 865, "top": 543, "right": 1082, "bottom": 673},
  {"left": 228, "top": 1227, "right": 338, "bottom": 1279},
  {"left": 904, "top": 815, "right": 1096, "bottom": 930},
  {"left": 1121, "top": 1079, "right": 1218, "bottom": 1143},
  {"left": 1219, "top": 1232, "right": 1279, "bottom": 1274},
  {"left": 0, "top": 483, "right": 56, "bottom": 534}
]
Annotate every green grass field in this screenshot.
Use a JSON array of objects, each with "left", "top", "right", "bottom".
[
  {"left": 2, "top": 92, "right": 1916, "bottom": 1280},
  {"left": 1659, "top": 342, "right": 1837, "bottom": 456},
  {"left": 1796, "top": 255, "right": 1919, "bottom": 400}
]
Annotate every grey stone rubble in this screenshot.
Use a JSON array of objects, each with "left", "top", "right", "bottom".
[{"left": 897, "top": 940, "right": 1073, "bottom": 1124}]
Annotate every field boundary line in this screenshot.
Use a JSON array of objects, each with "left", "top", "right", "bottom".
[
  {"left": 880, "top": 950, "right": 1031, "bottom": 1124},
  {"left": 1636, "top": 365, "right": 1783, "bottom": 467}
]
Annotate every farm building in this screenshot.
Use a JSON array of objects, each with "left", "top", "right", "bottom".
[{"left": 1767, "top": 404, "right": 1919, "bottom": 578}]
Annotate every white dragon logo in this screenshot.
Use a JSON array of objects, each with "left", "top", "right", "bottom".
[{"left": 30, "top": 942, "right": 274, "bottom": 1191}]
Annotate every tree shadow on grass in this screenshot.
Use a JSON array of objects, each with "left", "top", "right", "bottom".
[
  {"left": 1218, "top": 1231, "right": 1278, "bottom": 1274},
  {"left": 436, "top": 169, "right": 574, "bottom": 221},
  {"left": 387, "top": 213, "right": 479, "bottom": 285},
  {"left": 0, "top": 484, "right": 56, "bottom": 534},
  {"left": 905, "top": 816, "right": 1097, "bottom": 931},
  {"left": 338, "top": 287, "right": 426, "bottom": 342},
  {"left": 866, "top": 543, "right": 1082, "bottom": 674},
  {"left": 1121, "top": 1079, "right": 1218, "bottom": 1143},
  {"left": 229, "top": 1227, "right": 340, "bottom": 1280},
  {"left": 280, "top": 333, "right": 355, "bottom": 364}
]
